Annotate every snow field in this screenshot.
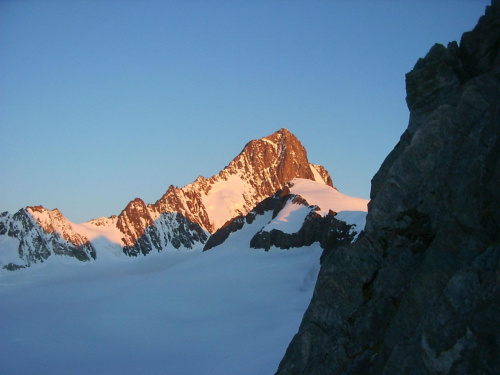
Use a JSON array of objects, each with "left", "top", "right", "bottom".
[
  {"left": 263, "top": 200, "right": 312, "bottom": 234},
  {"left": 0, "top": 242, "right": 322, "bottom": 375}
]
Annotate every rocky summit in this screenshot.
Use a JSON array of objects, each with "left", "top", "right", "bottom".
[
  {"left": 276, "top": 2, "right": 500, "bottom": 374},
  {"left": 150, "top": 128, "right": 333, "bottom": 233}
]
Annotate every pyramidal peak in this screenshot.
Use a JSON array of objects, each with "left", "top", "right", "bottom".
[{"left": 151, "top": 128, "right": 334, "bottom": 233}]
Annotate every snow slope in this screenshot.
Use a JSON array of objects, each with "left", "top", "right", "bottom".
[
  {"left": 263, "top": 201, "right": 312, "bottom": 234},
  {"left": 0, "top": 222, "right": 321, "bottom": 375},
  {"left": 288, "top": 178, "right": 368, "bottom": 214},
  {"left": 286, "top": 178, "right": 368, "bottom": 235},
  {"left": 200, "top": 172, "right": 253, "bottom": 230},
  {"left": 72, "top": 217, "right": 124, "bottom": 257}
]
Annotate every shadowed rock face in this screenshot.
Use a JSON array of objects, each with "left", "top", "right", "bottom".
[{"left": 276, "top": 2, "right": 500, "bottom": 374}]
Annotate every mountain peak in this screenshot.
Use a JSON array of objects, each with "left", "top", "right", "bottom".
[
  {"left": 117, "top": 197, "right": 153, "bottom": 247},
  {"left": 153, "top": 129, "right": 334, "bottom": 233},
  {"left": 257, "top": 127, "right": 297, "bottom": 149},
  {"left": 268, "top": 127, "right": 294, "bottom": 140}
]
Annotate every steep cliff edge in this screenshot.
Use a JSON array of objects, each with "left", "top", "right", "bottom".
[{"left": 277, "top": 2, "right": 500, "bottom": 374}]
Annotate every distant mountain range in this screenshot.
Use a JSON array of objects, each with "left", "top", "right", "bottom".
[{"left": 0, "top": 128, "right": 368, "bottom": 270}]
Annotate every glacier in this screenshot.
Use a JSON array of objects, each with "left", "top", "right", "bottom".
[
  {"left": 0, "top": 221, "right": 322, "bottom": 374},
  {"left": 0, "top": 177, "right": 367, "bottom": 374}
]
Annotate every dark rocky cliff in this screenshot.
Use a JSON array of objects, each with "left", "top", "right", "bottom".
[{"left": 277, "top": 2, "right": 500, "bottom": 374}]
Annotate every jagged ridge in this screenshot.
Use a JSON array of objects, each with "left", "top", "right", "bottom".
[
  {"left": 1, "top": 128, "right": 337, "bottom": 269},
  {"left": 0, "top": 207, "right": 96, "bottom": 270},
  {"left": 105, "top": 128, "right": 334, "bottom": 252}
]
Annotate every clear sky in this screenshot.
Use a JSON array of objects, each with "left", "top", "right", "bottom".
[{"left": 0, "top": 0, "right": 490, "bottom": 223}]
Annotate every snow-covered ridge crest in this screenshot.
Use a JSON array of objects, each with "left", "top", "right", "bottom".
[
  {"left": 267, "top": 178, "right": 369, "bottom": 234},
  {"left": 204, "top": 178, "right": 369, "bottom": 251},
  {"left": 287, "top": 178, "right": 368, "bottom": 214}
]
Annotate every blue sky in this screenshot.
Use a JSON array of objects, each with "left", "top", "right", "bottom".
[{"left": 0, "top": 0, "right": 490, "bottom": 223}]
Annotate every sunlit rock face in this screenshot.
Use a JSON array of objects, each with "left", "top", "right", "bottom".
[
  {"left": 0, "top": 206, "right": 96, "bottom": 270},
  {"left": 115, "top": 198, "right": 208, "bottom": 257},
  {"left": 151, "top": 128, "right": 334, "bottom": 234},
  {"left": 276, "top": 2, "right": 500, "bottom": 374}
]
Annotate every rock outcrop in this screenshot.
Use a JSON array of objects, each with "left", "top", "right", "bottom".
[
  {"left": 249, "top": 204, "right": 356, "bottom": 254},
  {"left": 0, "top": 207, "right": 96, "bottom": 270},
  {"left": 277, "top": 2, "right": 500, "bottom": 374}
]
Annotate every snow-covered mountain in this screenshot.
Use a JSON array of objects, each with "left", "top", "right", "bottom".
[
  {"left": 0, "top": 178, "right": 367, "bottom": 375},
  {"left": 0, "top": 207, "right": 97, "bottom": 270},
  {"left": 143, "top": 127, "right": 333, "bottom": 233},
  {"left": 0, "top": 128, "right": 367, "bottom": 270},
  {"left": 0, "top": 128, "right": 369, "bottom": 373}
]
